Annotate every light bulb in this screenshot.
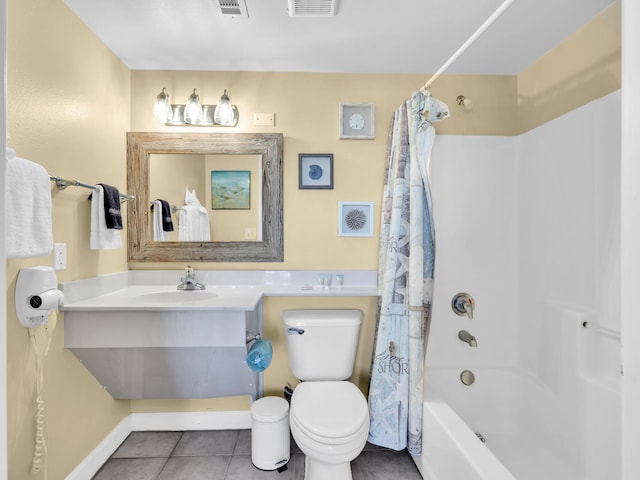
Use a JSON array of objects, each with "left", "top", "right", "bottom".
[
  {"left": 184, "top": 89, "right": 203, "bottom": 124},
  {"left": 153, "top": 88, "right": 172, "bottom": 123},
  {"left": 213, "top": 90, "right": 236, "bottom": 126}
]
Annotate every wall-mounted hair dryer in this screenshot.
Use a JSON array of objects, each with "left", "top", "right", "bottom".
[{"left": 15, "top": 266, "right": 64, "bottom": 328}]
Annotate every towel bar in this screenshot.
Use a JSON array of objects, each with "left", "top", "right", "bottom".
[
  {"left": 149, "top": 201, "right": 182, "bottom": 214},
  {"left": 49, "top": 175, "right": 135, "bottom": 202}
]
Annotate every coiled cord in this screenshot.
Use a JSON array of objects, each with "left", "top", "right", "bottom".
[
  {"left": 31, "top": 393, "right": 46, "bottom": 475},
  {"left": 28, "top": 324, "right": 53, "bottom": 479}
]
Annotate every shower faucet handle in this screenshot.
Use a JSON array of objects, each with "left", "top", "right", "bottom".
[
  {"left": 463, "top": 299, "right": 474, "bottom": 319},
  {"left": 452, "top": 293, "right": 474, "bottom": 319}
]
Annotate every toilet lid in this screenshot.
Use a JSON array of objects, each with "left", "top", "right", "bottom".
[{"left": 291, "top": 382, "right": 368, "bottom": 439}]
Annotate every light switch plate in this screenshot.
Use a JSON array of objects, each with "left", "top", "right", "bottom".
[{"left": 253, "top": 113, "right": 275, "bottom": 126}]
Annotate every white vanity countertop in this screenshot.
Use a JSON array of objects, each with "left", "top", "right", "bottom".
[
  {"left": 61, "top": 284, "right": 264, "bottom": 311},
  {"left": 60, "top": 270, "right": 379, "bottom": 312}
]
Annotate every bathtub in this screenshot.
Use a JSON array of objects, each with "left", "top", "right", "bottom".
[
  {"left": 412, "top": 367, "right": 620, "bottom": 480},
  {"left": 415, "top": 399, "right": 515, "bottom": 480}
]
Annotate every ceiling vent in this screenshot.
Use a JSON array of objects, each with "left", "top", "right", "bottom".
[
  {"left": 217, "top": 0, "right": 249, "bottom": 18},
  {"left": 288, "top": 0, "right": 338, "bottom": 17}
]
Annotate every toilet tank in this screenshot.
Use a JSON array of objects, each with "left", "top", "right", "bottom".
[{"left": 282, "top": 309, "right": 363, "bottom": 381}]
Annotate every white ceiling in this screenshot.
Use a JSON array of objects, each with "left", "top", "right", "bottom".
[{"left": 63, "top": 0, "right": 615, "bottom": 75}]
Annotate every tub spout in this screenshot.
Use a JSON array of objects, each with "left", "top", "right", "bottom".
[{"left": 458, "top": 330, "right": 477, "bottom": 347}]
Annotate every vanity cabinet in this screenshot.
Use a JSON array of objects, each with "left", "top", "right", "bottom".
[{"left": 64, "top": 304, "right": 262, "bottom": 400}]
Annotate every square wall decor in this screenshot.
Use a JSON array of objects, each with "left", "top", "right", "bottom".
[
  {"left": 211, "top": 170, "right": 251, "bottom": 209},
  {"left": 339, "top": 103, "right": 375, "bottom": 139},
  {"left": 299, "top": 154, "right": 333, "bottom": 189},
  {"left": 338, "top": 201, "right": 374, "bottom": 237}
]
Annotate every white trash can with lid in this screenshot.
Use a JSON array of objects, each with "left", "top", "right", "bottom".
[{"left": 251, "top": 396, "right": 290, "bottom": 470}]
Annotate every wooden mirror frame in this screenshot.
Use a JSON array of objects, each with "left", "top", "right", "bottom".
[{"left": 127, "top": 132, "right": 283, "bottom": 262}]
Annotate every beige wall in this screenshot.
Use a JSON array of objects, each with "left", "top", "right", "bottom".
[
  {"left": 7, "top": 0, "right": 131, "bottom": 478},
  {"left": 130, "top": 71, "right": 518, "bottom": 274},
  {"left": 5, "top": 0, "right": 620, "bottom": 477},
  {"left": 517, "top": 1, "right": 621, "bottom": 133}
]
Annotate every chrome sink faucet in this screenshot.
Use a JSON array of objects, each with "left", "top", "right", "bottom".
[
  {"left": 178, "top": 265, "right": 206, "bottom": 290},
  {"left": 458, "top": 330, "right": 477, "bottom": 347}
]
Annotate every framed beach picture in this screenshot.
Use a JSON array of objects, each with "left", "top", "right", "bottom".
[
  {"left": 339, "top": 103, "right": 375, "bottom": 139},
  {"left": 338, "top": 201, "right": 374, "bottom": 237},
  {"left": 299, "top": 153, "right": 334, "bottom": 189},
  {"left": 211, "top": 170, "right": 251, "bottom": 209}
]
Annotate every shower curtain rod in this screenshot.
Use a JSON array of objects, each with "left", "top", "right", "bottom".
[{"left": 420, "top": 0, "right": 516, "bottom": 92}]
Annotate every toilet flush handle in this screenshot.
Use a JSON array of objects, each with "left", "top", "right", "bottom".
[{"left": 287, "top": 327, "right": 305, "bottom": 335}]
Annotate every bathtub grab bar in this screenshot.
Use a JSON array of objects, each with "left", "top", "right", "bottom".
[{"left": 582, "top": 321, "right": 621, "bottom": 342}]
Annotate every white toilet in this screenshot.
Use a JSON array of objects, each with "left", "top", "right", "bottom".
[{"left": 282, "top": 309, "right": 369, "bottom": 480}]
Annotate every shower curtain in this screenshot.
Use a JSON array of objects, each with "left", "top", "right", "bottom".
[{"left": 368, "top": 91, "right": 449, "bottom": 455}]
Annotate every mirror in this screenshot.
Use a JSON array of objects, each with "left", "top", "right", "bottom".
[
  {"left": 127, "top": 132, "right": 283, "bottom": 262},
  {"left": 149, "top": 153, "right": 262, "bottom": 242}
]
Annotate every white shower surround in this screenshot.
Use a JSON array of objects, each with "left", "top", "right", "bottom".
[{"left": 415, "top": 90, "right": 621, "bottom": 479}]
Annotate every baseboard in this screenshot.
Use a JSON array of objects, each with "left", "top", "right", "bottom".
[
  {"left": 65, "top": 415, "right": 132, "bottom": 480},
  {"left": 65, "top": 410, "right": 251, "bottom": 480},
  {"left": 131, "top": 410, "right": 252, "bottom": 431}
]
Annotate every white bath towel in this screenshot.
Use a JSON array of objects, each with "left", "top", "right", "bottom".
[
  {"left": 178, "top": 187, "right": 211, "bottom": 241},
  {"left": 90, "top": 185, "right": 122, "bottom": 250},
  {"left": 6, "top": 148, "right": 54, "bottom": 259},
  {"left": 153, "top": 200, "right": 167, "bottom": 241}
]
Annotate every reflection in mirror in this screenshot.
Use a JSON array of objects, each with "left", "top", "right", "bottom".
[
  {"left": 149, "top": 154, "right": 262, "bottom": 242},
  {"left": 127, "top": 132, "right": 283, "bottom": 262}
]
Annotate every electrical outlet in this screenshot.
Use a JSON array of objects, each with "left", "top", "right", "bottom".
[
  {"left": 53, "top": 243, "right": 67, "bottom": 271},
  {"left": 244, "top": 227, "right": 257, "bottom": 240}
]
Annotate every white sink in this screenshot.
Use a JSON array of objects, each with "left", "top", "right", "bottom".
[{"left": 132, "top": 290, "right": 218, "bottom": 304}]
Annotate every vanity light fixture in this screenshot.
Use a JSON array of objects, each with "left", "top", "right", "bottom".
[{"left": 153, "top": 87, "right": 239, "bottom": 127}]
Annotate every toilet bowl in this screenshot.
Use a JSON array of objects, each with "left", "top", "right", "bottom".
[
  {"left": 282, "top": 309, "right": 369, "bottom": 480},
  {"left": 290, "top": 381, "right": 369, "bottom": 480}
]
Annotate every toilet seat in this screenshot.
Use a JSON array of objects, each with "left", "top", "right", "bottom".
[
  {"left": 290, "top": 381, "right": 369, "bottom": 444},
  {"left": 291, "top": 411, "right": 369, "bottom": 450}
]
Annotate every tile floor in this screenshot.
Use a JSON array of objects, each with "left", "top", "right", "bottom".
[{"left": 92, "top": 430, "right": 423, "bottom": 480}]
